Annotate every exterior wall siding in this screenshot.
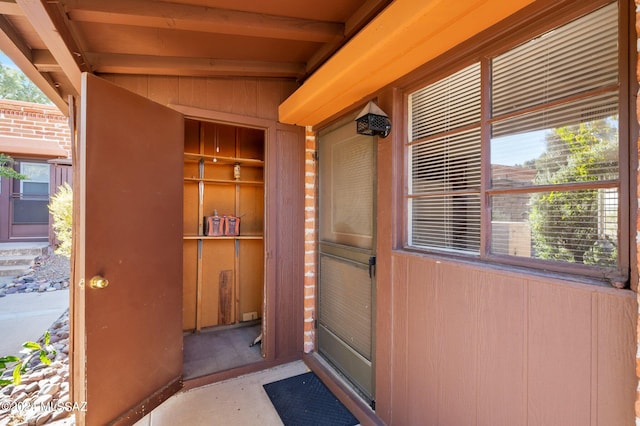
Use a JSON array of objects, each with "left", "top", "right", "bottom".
[{"left": 385, "top": 254, "right": 636, "bottom": 425}]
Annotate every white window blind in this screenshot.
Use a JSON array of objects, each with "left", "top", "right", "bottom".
[
  {"left": 492, "top": 2, "right": 618, "bottom": 117},
  {"left": 408, "top": 63, "right": 481, "bottom": 253},
  {"left": 489, "top": 3, "right": 620, "bottom": 269}
]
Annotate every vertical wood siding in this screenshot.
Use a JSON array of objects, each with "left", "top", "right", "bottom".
[
  {"left": 49, "top": 162, "right": 72, "bottom": 245},
  {"left": 101, "top": 75, "right": 298, "bottom": 122},
  {"left": 382, "top": 253, "right": 637, "bottom": 426}
]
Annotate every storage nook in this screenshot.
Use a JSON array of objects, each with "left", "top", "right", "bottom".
[{"left": 183, "top": 118, "right": 264, "bottom": 332}]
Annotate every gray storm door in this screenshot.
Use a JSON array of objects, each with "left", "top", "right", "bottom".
[{"left": 318, "top": 117, "right": 376, "bottom": 403}]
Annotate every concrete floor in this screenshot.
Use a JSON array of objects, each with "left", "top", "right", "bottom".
[
  {"left": 135, "top": 361, "right": 310, "bottom": 426},
  {"left": 0, "top": 290, "right": 69, "bottom": 355}
]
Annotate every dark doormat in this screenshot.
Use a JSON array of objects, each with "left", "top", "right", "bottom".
[{"left": 263, "top": 372, "right": 359, "bottom": 426}]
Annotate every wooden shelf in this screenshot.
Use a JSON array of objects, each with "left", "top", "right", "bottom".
[
  {"left": 183, "top": 235, "right": 263, "bottom": 240},
  {"left": 183, "top": 120, "right": 265, "bottom": 333},
  {"left": 184, "top": 153, "right": 264, "bottom": 167},
  {"left": 183, "top": 177, "right": 264, "bottom": 186}
]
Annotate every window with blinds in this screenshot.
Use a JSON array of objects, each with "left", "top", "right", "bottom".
[{"left": 407, "top": 1, "right": 626, "bottom": 278}]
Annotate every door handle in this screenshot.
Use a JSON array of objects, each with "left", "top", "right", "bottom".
[{"left": 89, "top": 275, "right": 109, "bottom": 289}]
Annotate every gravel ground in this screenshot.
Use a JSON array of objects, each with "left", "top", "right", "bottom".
[
  {"left": 0, "top": 254, "right": 73, "bottom": 426},
  {"left": 30, "top": 255, "right": 70, "bottom": 284},
  {"left": 0, "top": 254, "right": 70, "bottom": 297}
]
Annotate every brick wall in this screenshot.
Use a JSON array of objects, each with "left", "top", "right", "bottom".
[
  {"left": 304, "top": 126, "right": 317, "bottom": 352},
  {"left": 0, "top": 99, "right": 71, "bottom": 158}
]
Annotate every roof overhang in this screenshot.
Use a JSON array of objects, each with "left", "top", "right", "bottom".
[
  {"left": 0, "top": 135, "right": 67, "bottom": 158},
  {"left": 278, "top": 0, "right": 535, "bottom": 127}
]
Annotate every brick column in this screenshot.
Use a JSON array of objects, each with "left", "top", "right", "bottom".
[{"left": 303, "top": 126, "right": 317, "bottom": 353}]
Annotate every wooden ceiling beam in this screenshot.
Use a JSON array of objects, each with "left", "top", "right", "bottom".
[
  {"left": 0, "top": 15, "right": 68, "bottom": 114},
  {"left": 65, "top": 0, "right": 344, "bottom": 43},
  {"left": 15, "top": 0, "right": 88, "bottom": 94},
  {"left": 32, "top": 49, "right": 62, "bottom": 72},
  {"left": 305, "top": 0, "right": 390, "bottom": 76},
  {"left": 86, "top": 53, "right": 306, "bottom": 79},
  {"left": 0, "top": 0, "right": 23, "bottom": 16}
]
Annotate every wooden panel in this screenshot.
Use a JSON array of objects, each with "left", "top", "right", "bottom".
[
  {"left": 101, "top": 74, "right": 299, "bottom": 121},
  {"left": 218, "top": 269, "right": 234, "bottom": 324},
  {"left": 183, "top": 240, "right": 198, "bottom": 330},
  {"left": 237, "top": 127, "right": 264, "bottom": 159},
  {"left": 147, "top": 75, "right": 179, "bottom": 106},
  {"left": 477, "top": 272, "right": 526, "bottom": 426},
  {"left": 374, "top": 89, "right": 397, "bottom": 421},
  {"left": 273, "top": 124, "right": 304, "bottom": 358},
  {"left": 257, "top": 79, "right": 285, "bottom": 121},
  {"left": 239, "top": 185, "right": 264, "bottom": 235},
  {"left": 178, "top": 76, "right": 207, "bottom": 109},
  {"left": 528, "top": 281, "right": 592, "bottom": 426},
  {"left": 202, "top": 184, "right": 235, "bottom": 220},
  {"left": 184, "top": 119, "right": 200, "bottom": 154},
  {"left": 232, "top": 79, "right": 258, "bottom": 117},
  {"left": 436, "top": 263, "right": 479, "bottom": 426},
  {"left": 201, "top": 239, "right": 235, "bottom": 328},
  {"left": 183, "top": 183, "right": 199, "bottom": 235},
  {"left": 49, "top": 163, "right": 73, "bottom": 245},
  {"left": 78, "top": 73, "right": 183, "bottom": 425},
  {"left": 205, "top": 79, "right": 235, "bottom": 114},
  {"left": 388, "top": 252, "right": 637, "bottom": 426},
  {"left": 389, "top": 254, "right": 409, "bottom": 425},
  {"left": 239, "top": 239, "right": 264, "bottom": 319},
  {"left": 101, "top": 74, "right": 148, "bottom": 97},
  {"left": 596, "top": 292, "right": 637, "bottom": 425},
  {"left": 202, "top": 122, "right": 236, "bottom": 157},
  {"left": 405, "top": 255, "right": 438, "bottom": 426}
]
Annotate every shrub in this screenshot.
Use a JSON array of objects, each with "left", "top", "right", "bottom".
[{"left": 48, "top": 182, "right": 72, "bottom": 258}]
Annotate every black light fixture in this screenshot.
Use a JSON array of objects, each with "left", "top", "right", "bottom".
[{"left": 355, "top": 101, "right": 391, "bottom": 138}]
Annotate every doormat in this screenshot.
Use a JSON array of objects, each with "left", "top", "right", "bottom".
[{"left": 263, "top": 372, "right": 359, "bottom": 426}]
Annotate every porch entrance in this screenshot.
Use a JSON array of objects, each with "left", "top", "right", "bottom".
[
  {"left": 0, "top": 159, "right": 50, "bottom": 242},
  {"left": 317, "top": 117, "right": 376, "bottom": 403}
]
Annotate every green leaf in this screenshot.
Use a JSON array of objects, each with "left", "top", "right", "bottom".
[
  {"left": 39, "top": 351, "right": 51, "bottom": 365},
  {"left": 22, "top": 341, "right": 41, "bottom": 351},
  {"left": 0, "top": 356, "right": 20, "bottom": 364},
  {"left": 12, "top": 363, "right": 22, "bottom": 385},
  {"left": 44, "top": 331, "right": 50, "bottom": 346},
  {"left": 0, "top": 378, "right": 12, "bottom": 387}
]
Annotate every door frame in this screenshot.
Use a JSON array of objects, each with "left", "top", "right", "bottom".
[{"left": 169, "top": 104, "right": 278, "bottom": 363}]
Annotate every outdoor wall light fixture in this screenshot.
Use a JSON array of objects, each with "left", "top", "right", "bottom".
[{"left": 355, "top": 101, "right": 391, "bottom": 138}]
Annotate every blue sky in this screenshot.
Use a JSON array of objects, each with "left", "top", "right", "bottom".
[{"left": 0, "top": 50, "right": 17, "bottom": 69}]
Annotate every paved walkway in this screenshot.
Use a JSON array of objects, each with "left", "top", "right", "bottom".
[{"left": 0, "top": 290, "right": 69, "bottom": 356}]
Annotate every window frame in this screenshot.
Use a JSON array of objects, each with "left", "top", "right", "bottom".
[{"left": 401, "top": 0, "right": 633, "bottom": 283}]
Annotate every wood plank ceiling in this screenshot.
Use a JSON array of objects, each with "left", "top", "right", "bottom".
[{"left": 0, "top": 0, "right": 390, "bottom": 114}]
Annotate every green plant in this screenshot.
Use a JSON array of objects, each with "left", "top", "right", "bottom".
[
  {"left": 48, "top": 182, "right": 73, "bottom": 258},
  {"left": 0, "top": 332, "right": 57, "bottom": 387},
  {"left": 0, "top": 153, "right": 27, "bottom": 180}
]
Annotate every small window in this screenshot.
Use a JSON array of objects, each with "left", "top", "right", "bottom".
[{"left": 407, "top": 1, "right": 627, "bottom": 279}]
